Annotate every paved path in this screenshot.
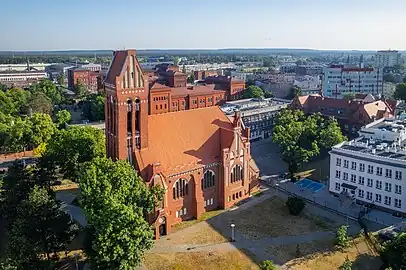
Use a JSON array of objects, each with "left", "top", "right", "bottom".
[{"left": 149, "top": 188, "right": 348, "bottom": 267}]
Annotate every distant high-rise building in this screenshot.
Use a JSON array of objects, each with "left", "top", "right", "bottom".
[
  {"left": 322, "top": 65, "right": 383, "bottom": 98},
  {"left": 375, "top": 50, "right": 401, "bottom": 68}
]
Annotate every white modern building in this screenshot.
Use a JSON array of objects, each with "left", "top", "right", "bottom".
[
  {"left": 329, "top": 117, "right": 406, "bottom": 215},
  {"left": 375, "top": 50, "right": 401, "bottom": 68},
  {"left": 221, "top": 98, "right": 290, "bottom": 141},
  {"left": 0, "top": 70, "right": 48, "bottom": 87},
  {"left": 322, "top": 65, "right": 383, "bottom": 98}
]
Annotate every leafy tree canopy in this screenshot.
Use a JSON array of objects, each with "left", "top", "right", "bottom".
[
  {"left": 42, "top": 126, "right": 105, "bottom": 180},
  {"left": 6, "top": 186, "right": 77, "bottom": 269},
  {"left": 243, "top": 85, "right": 264, "bottom": 99},
  {"left": 55, "top": 109, "right": 71, "bottom": 128},
  {"left": 292, "top": 85, "right": 302, "bottom": 98},
  {"left": 74, "top": 80, "right": 88, "bottom": 99},
  {"left": 79, "top": 157, "right": 164, "bottom": 270},
  {"left": 273, "top": 109, "right": 346, "bottom": 176},
  {"left": 394, "top": 83, "right": 406, "bottom": 101},
  {"left": 26, "top": 92, "right": 53, "bottom": 115},
  {"left": 381, "top": 232, "right": 406, "bottom": 269},
  {"left": 82, "top": 93, "right": 105, "bottom": 121},
  {"left": 29, "top": 79, "right": 63, "bottom": 105}
]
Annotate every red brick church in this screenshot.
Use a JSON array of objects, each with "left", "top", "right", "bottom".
[{"left": 104, "top": 50, "right": 259, "bottom": 238}]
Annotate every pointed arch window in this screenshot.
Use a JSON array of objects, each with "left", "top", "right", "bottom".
[
  {"left": 173, "top": 179, "right": 188, "bottom": 200},
  {"left": 202, "top": 170, "right": 215, "bottom": 189},
  {"left": 231, "top": 165, "right": 243, "bottom": 183}
]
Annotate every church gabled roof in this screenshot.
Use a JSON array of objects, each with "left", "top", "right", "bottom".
[
  {"left": 135, "top": 106, "right": 235, "bottom": 176},
  {"left": 105, "top": 51, "right": 127, "bottom": 85}
]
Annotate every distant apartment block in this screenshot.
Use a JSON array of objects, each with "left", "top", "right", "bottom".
[
  {"left": 329, "top": 117, "right": 406, "bottom": 215},
  {"left": 375, "top": 50, "right": 401, "bottom": 68},
  {"left": 221, "top": 98, "right": 290, "bottom": 141},
  {"left": 293, "top": 75, "right": 321, "bottom": 95},
  {"left": 322, "top": 65, "right": 383, "bottom": 98}
]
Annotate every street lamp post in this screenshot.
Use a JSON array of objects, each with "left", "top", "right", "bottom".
[{"left": 231, "top": 224, "right": 235, "bottom": 242}]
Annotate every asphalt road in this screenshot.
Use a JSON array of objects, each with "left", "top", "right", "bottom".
[{"left": 250, "top": 137, "right": 287, "bottom": 175}]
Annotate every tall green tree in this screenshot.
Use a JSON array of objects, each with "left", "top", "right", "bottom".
[
  {"left": 5, "top": 88, "right": 30, "bottom": 115},
  {"left": 55, "top": 109, "right": 71, "bottom": 128},
  {"left": 6, "top": 186, "right": 77, "bottom": 269},
  {"left": 243, "top": 85, "right": 264, "bottom": 99},
  {"left": 0, "top": 91, "right": 16, "bottom": 115},
  {"left": 28, "top": 113, "right": 56, "bottom": 147},
  {"left": 381, "top": 232, "right": 406, "bottom": 269},
  {"left": 394, "top": 83, "right": 406, "bottom": 101},
  {"left": 292, "top": 85, "right": 302, "bottom": 98},
  {"left": 26, "top": 92, "right": 53, "bottom": 115},
  {"left": 42, "top": 126, "right": 105, "bottom": 180},
  {"left": 74, "top": 80, "right": 87, "bottom": 99},
  {"left": 79, "top": 157, "right": 163, "bottom": 270},
  {"left": 57, "top": 73, "right": 65, "bottom": 86},
  {"left": 273, "top": 110, "right": 345, "bottom": 177},
  {"left": 82, "top": 93, "right": 105, "bottom": 121},
  {"left": 29, "top": 79, "right": 63, "bottom": 105}
]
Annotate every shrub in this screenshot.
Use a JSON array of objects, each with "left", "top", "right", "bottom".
[
  {"left": 336, "top": 225, "right": 350, "bottom": 248},
  {"left": 286, "top": 196, "right": 306, "bottom": 215},
  {"left": 260, "top": 260, "right": 277, "bottom": 270},
  {"left": 339, "top": 256, "right": 352, "bottom": 270}
]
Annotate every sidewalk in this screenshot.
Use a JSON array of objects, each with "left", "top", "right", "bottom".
[{"left": 263, "top": 177, "right": 404, "bottom": 227}]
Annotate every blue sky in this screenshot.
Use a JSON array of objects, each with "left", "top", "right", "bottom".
[{"left": 1, "top": 0, "right": 406, "bottom": 51}]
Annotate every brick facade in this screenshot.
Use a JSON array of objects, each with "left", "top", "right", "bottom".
[
  {"left": 67, "top": 68, "right": 99, "bottom": 93},
  {"left": 104, "top": 50, "right": 260, "bottom": 239}
]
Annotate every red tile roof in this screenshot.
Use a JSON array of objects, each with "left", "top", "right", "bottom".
[
  {"left": 170, "top": 85, "right": 226, "bottom": 97},
  {"left": 135, "top": 106, "right": 234, "bottom": 176}
]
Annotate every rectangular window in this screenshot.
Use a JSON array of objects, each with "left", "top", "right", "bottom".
[
  {"left": 358, "top": 176, "right": 364, "bottom": 185},
  {"left": 210, "top": 198, "right": 214, "bottom": 205},
  {"left": 367, "top": 165, "right": 374, "bottom": 174},
  {"left": 376, "top": 180, "right": 382, "bottom": 190},
  {"left": 179, "top": 209, "right": 183, "bottom": 216},
  {"left": 366, "top": 191, "right": 372, "bottom": 200},
  {"left": 336, "top": 170, "right": 341, "bottom": 179},
  {"left": 351, "top": 161, "right": 356, "bottom": 170},
  {"left": 358, "top": 189, "right": 364, "bottom": 198},
  {"left": 336, "top": 158, "right": 341, "bottom": 166},
  {"left": 204, "top": 200, "right": 207, "bottom": 207},
  {"left": 184, "top": 208, "right": 187, "bottom": 215},
  {"left": 175, "top": 211, "right": 179, "bottom": 218},
  {"left": 344, "top": 160, "right": 349, "bottom": 168},
  {"left": 343, "top": 172, "right": 348, "bottom": 181},
  {"left": 351, "top": 174, "right": 356, "bottom": 183},
  {"left": 395, "top": 199, "right": 402, "bottom": 208},
  {"left": 375, "top": 194, "right": 382, "bottom": 203},
  {"left": 385, "top": 182, "right": 392, "bottom": 192},
  {"left": 376, "top": 167, "right": 383, "bottom": 176},
  {"left": 396, "top": 171, "right": 402, "bottom": 180},
  {"left": 384, "top": 196, "right": 391, "bottom": 206},
  {"left": 367, "top": 178, "right": 373, "bottom": 187},
  {"left": 335, "top": 182, "right": 340, "bottom": 191},
  {"left": 385, "top": 169, "right": 392, "bottom": 178},
  {"left": 395, "top": 185, "right": 402, "bottom": 194},
  {"left": 359, "top": 163, "right": 365, "bottom": 172}
]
